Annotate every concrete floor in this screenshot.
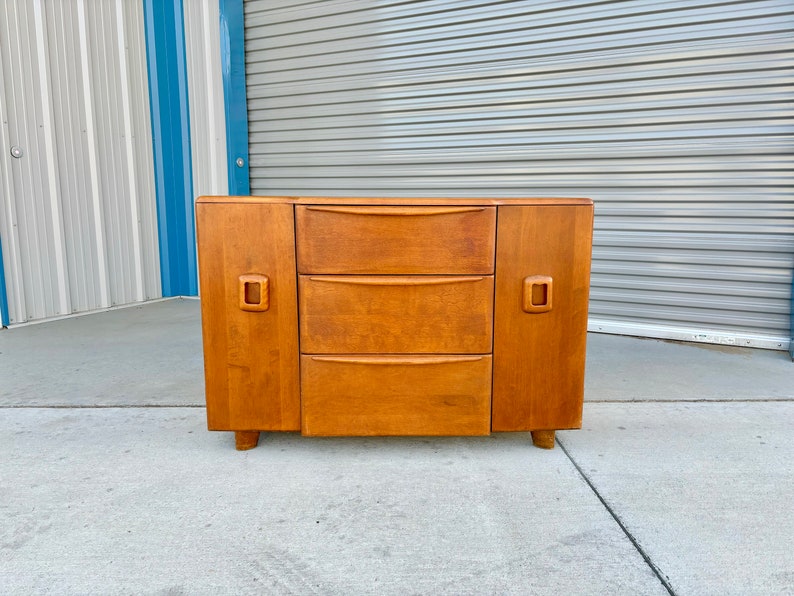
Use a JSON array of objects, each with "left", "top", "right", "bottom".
[{"left": 1, "top": 298, "right": 792, "bottom": 595}]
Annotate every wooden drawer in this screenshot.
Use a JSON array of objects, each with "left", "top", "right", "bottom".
[
  {"left": 301, "top": 355, "right": 492, "bottom": 436},
  {"left": 299, "top": 275, "right": 494, "bottom": 354},
  {"left": 296, "top": 205, "right": 496, "bottom": 274}
]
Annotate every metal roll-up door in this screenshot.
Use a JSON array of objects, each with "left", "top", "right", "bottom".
[
  {"left": 0, "top": 0, "right": 160, "bottom": 324},
  {"left": 243, "top": 0, "right": 794, "bottom": 350}
]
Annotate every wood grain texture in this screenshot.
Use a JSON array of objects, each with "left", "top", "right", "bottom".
[
  {"left": 491, "top": 205, "right": 594, "bottom": 431},
  {"left": 295, "top": 205, "right": 496, "bottom": 274},
  {"left": 299, "top": 275, "right": 494, "bottom": 354},
  {"left": 301, "top": 355, "right": 492, "bottom": 436},
  {"left": 197, "top": 196, "right": 593, "bottom": 207},
  {"left": 234, "top": 431, "right": 260, "bottom": 451},
  {"left": 197, "top": 196, "right": 593, "bottom": 444},
  {"left": 530, "top": 430, "right": 556, "bottom": 449},
  {"left": 197, "top": 202, "right": 300, "bottom": 431}
]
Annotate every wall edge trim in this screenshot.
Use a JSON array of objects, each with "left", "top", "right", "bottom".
[{"left": 219, "top": 0, "right": 250, "bottom": 195}]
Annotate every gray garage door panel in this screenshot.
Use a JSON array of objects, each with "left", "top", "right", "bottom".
[{"left": 244, "top": 0, "right": 794, "bottom": 350}]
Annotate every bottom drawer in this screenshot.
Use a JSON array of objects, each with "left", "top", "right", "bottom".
[{"left": 301, "top": 354, "right": 492, "bottom": 436}]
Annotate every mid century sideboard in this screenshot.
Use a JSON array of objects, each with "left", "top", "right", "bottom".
[{"left": 197, "top": 196, "right": 593, "bottom": 450}]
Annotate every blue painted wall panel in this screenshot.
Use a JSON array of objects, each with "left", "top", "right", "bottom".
[
  {"left": 219, "top": 0, "right": 250, "bottom": 195},
  {"left": 143, "top": 0, "right": 197, "bottom": 296},
  {"left": 0, "top": 238, "right": 9, "bottom": 326}
]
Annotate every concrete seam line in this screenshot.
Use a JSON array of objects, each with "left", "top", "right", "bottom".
[{"left": 557, "top": 437, "right": 677, "bottom": 596}]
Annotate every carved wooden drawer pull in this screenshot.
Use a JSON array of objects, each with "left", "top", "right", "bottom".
[
  {"left": 523, "top": 275, "right": 553, "bottom": 313},
  {"left": 239, "top": 274, "right": 269, "bottom": 312},
  {"left": 310, "top": 355, "right": 485, "bottom": 365},
  {"left": 308, "top": 276, "right": 485, "bottom": 286},
  {"left": 304, "top": 206, "right": 486, "bottom": 216}
]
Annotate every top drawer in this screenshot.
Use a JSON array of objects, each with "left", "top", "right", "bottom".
[{"left": 296, "top": 205, "right": 496, "bottom": 274}]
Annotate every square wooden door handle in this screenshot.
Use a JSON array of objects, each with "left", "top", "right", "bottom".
[
  {"left": 239, "top": 274, "right": 270, "bottom": 312},
  {"left": 523, "top": 275, "right": 552, "bottom": 313}
]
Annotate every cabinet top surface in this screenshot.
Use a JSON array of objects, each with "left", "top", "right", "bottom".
[{"left": 197, "top": 195, "right": 593, "bottom": 206}]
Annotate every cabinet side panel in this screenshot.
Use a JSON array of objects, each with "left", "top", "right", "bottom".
[
  {"left": 197, "top": 202, "right": 300, "bottom": 431},
  {"left": 492, "top": 205, "right": 593, "bottom": 431}
]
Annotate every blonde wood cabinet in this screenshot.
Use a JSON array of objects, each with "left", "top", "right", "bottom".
[{"left": 196, "top": 196, "right": 593, "bottom": 450}]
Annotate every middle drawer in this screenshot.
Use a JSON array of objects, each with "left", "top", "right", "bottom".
[{"left": 299, "top": 275, "right": 494, "bottom": 354}]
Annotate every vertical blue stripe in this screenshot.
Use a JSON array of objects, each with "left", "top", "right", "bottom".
[
  {"left": 143, "top": 0, "right": 197, "bottom": 297},
  {"left": 0, "top": 237, "right": 10, "bottom": 326},
  {"left": 219, "top": 0, "right": 250, "bottom": 195}
]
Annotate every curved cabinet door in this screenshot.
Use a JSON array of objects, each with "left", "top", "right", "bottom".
[
  {"left": 492, "top": 205, "right": 593, "bottom": 431},
  {"left": 197, "top": 201, "right": 300, "bottom": 431}
]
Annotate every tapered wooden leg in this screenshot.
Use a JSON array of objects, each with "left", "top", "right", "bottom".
[
  {"left": 531, "top": 430, "right": 555, "bottom": 449},
  {"left": 234, "top": 431, "right": 260, "bottom": 451}
]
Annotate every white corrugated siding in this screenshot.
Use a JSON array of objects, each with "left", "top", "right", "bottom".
[
  {"left": 0, "top": 0, "right": 160, "bottom": 325},
  {"left": 184, "top": 0, "right": 228, "bottom": 198},
  {"left": 244, "top": 0, "right": 794, "bottom": 350},
  {"left": 183, "top": 0, "right": 228, "bottom": 291}
]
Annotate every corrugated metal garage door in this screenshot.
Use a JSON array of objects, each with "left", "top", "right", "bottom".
[
  {"left": 0, "top": 0, "right": 160, "bottom": 324},
  {"left": 243, "top": 0, "right": 794, "bottom": 350}
]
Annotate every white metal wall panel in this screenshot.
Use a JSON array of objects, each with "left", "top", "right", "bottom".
[
  {"left": 184, "top": 0, "right": 228, "bottom": 198},
  {"left": 184, "top": 0, "right": 228, "bottom": 290},
  {"left": 0, "top": 0, "right": 160, "bottom": 324},
  {"left": 244, "top": 0, "right": 794, "bottom": 350}
]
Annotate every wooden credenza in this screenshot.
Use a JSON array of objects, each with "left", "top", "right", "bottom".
[{"left": 196, "top": 196, "right": 593, "bottom": 450}]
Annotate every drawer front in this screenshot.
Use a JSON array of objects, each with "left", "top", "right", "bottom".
[
  {"left": 296, "top": 205, "right": 496, "bottom": 274},
  {"left": 301, "top": 355, "right": 492, "bottom": 436},
  {"left": 299, "top": 275, "right": 494, "bottom": 354}
]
